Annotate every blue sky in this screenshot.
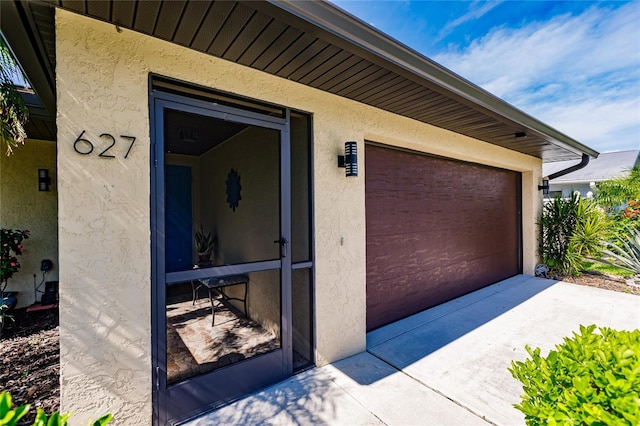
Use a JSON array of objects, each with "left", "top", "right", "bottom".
[{"left": 331, "top": 0, "right": 640, "bottom": 154}]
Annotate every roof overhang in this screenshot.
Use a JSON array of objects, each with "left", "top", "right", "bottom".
[
  {"left": 4, "top": 0, "right": 599, "bottom": 161},
  {"left": 1, "top": 0, "right": 56, "bottom": 141}
]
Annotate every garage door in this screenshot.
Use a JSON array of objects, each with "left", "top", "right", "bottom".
[{"left": 365, "top": 144, "right": 522, "bottom": 331}]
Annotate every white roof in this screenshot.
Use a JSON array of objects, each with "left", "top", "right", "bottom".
[{"left": 543, "top": 150, "right": 639, "bottom": 183}]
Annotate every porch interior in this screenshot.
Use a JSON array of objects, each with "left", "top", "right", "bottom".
[
  {"left": 166, "top": 279, "right": 313, "bottom": 385},
  {"left": 166, "top": 281, "right": 280, "bottom": 385}
]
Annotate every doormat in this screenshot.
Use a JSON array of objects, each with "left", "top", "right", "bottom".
[{"left": 166, "top": 296, "right": 279, "bottom": 384}]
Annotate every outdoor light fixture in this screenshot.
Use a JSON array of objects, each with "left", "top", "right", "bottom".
[
  {"left": 337, "top": 141, "right": 358, "bottom": 177},
  {"left": 38, "top": 169, "right": 50, "bottom": 192},
  {"left": 538, "top": 178, "right": 550, "bottom": 195}
]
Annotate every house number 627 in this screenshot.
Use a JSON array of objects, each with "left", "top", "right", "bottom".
[{"left": 73, "top": 130, "right": 136, "bottom": 159}]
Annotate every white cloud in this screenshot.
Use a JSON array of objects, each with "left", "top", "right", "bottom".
[
  {"left": 433, "top": 3, "right": 640, "bottom": 153},
  {"left": 438, "top": 1, "right": 503, "bottom": 40}
]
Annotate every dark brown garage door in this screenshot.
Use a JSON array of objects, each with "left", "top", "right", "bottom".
[{"left": 365, "top": 144, "right": 521, "bottom": 331}]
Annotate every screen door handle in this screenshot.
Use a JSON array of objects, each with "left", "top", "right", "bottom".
[{"left": 273, "top": 237, "right": 288, "bottom": 257}]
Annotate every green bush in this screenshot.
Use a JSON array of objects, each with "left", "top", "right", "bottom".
[
  {"left": 595, "top": 167, "right": 640, "bottom": 213},
  {"left": 509, "top": 325, "right": 640, "bottom": 425},
  {"left": 539, "top": 193, "right": 610, "bottom": 276},
  {"left": 0, "top": 391, "right": 112, "bottom": 426}
]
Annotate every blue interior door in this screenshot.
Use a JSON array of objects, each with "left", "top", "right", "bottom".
[{"left": 165, "top": 165, "right": 192, "bottom": 272}]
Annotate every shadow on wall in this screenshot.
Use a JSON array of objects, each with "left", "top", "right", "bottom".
[{"left": 55, "top": 121, "right": 152, "bottom": 423}]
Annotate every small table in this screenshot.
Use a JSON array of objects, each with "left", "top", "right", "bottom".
[{"left": 191, "top": 274, "right": 249, "bottom": 326}]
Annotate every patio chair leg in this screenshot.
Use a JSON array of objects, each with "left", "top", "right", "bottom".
[
  {"left": 242, "top": 282, "right": 247, "bottom": 316},
  {"left": 209, "top": 288, "right": 215, "bottom": 326}
]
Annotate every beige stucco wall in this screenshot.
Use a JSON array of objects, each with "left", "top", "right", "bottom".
[
  {"left": 0, "top": 138, "right": 58, "bottom": 308},
  {"left": 56, "top": 10, "right": 152, "bottom": 425},
  {"left": 56, "top": 9, "right": 543, "bottom": 424},
  {"left": 204, "top": 127, "right": 281, "bottom": 335}
]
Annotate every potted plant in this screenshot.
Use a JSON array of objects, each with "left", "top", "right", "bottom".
[{"left": 194, "top": 226, "right": 215, "bottom": 264}]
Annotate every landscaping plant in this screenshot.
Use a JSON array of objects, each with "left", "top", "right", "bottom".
[
  {"left": 0, "top": 391, "right": 112, "bottom": 426},
  {"left": 599, "top": 226, "right": 640, "bottom": 277},
  {"left": 509, "top": 325, "right": 640, "bottom": 425},
  {"left": 539, "top": 193, "right": 609, "bottom": 276},
  {"left": 0, "top": 228, "right": 29, "bottom": 283},
  {"left": 595, "top": 167, "right": 640, "bottom": 214},
  {"left": 595, "top": 166, "right": 640, "bottom": 243},
  {"left": 0, "top": 37, "right": 29, "bottom": 156}
]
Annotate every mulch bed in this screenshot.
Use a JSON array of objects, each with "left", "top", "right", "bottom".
[
  {"left": 562, "top": 271, "right": 640, "bottom": 296},
  {"left": 0, "top": 308, "right": 59, "bottom": 425},
  {"left": 0, "top": 273, "right": 637, "bottom": 424}
]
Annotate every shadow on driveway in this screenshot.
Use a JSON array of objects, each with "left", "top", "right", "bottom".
[{"left": 363, "top": 275, "right": 556, "bottom": 376}]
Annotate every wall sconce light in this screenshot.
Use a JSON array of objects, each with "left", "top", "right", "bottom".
[
  {"left": 337, "top": 141, "right": 358, "bottom": 177},
  {"left": 538, "top": 178, "right": 549, "bottom": 195},
  {"left": 38, "top": 169, "right": 51, "bottom": 191}
]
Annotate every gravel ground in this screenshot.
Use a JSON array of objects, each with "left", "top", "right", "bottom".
[{"left": 0, "top": 273, "right": 637, "bottom": 424}]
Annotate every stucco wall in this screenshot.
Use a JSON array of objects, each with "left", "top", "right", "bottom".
[
  {"left": 203, "top": 127, "right": 280, "bottom": 266},
  {"left": 204, "top": 126, "right": 281, "bottom": 335},
  {"left": 0, "top": 138, "right": 58, "bottom": 308},
  {"left": 56, "top": 9, "right": 543, "bottom": 424},
  {"left": 56, "top": 10, "right": 152, "bottom": 425}
]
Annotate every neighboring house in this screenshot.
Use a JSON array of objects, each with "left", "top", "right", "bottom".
[
  {"left": 1, "top": 1, "right": 598, "bottom": 425},
  {"left": 543, "top": 150, "right": 639, "bottom": 198}
]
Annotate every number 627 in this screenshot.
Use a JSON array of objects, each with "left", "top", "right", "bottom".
[{"left": 73, "top": 130, "right": 136, "bottom": 159}]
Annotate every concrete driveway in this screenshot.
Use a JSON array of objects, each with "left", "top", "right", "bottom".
[{"left": 186, "top": 275, "right": 640, "bottom": 425}]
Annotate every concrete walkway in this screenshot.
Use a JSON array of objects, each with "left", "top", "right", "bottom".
[{"left": 185, "top": 275, "right": 640, "bottom": 425}]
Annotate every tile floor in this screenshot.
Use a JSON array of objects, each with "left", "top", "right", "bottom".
[{"left": 166, "top": 290, "right": 279, "bottom": 384}]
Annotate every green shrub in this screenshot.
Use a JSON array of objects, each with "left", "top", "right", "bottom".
[
  {"left": 595, "top": 167, "right": 640, "bottom": 213},
  {"left": 0, "top": 391, "right": 112, "bottom": 426},
  {"left": 509, "top": 325, "right": 640, "bottom": 425},
  {"left": 0, "top": 391, "right": 29, "bottom": 426},
  {"left": 539, "top": 194, "right": 610, "bottom": 276}
]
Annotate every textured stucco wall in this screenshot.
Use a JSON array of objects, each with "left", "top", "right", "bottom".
[
  {"left": 57, "top": 9, "right": 543, "bottom": 424},
  {"left": 0, "top": 139, "right": 58, "bottom": 308},
  {"left": 56, "top": 10, "right": 152, "bottom": 425}
]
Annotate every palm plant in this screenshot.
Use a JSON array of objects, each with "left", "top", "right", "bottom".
[
  {"left": 0, "top": 36, "right": 29, "bottom": 155},
  {"left": 595, "top": 167, "right": 640, "bottom": 213}
]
